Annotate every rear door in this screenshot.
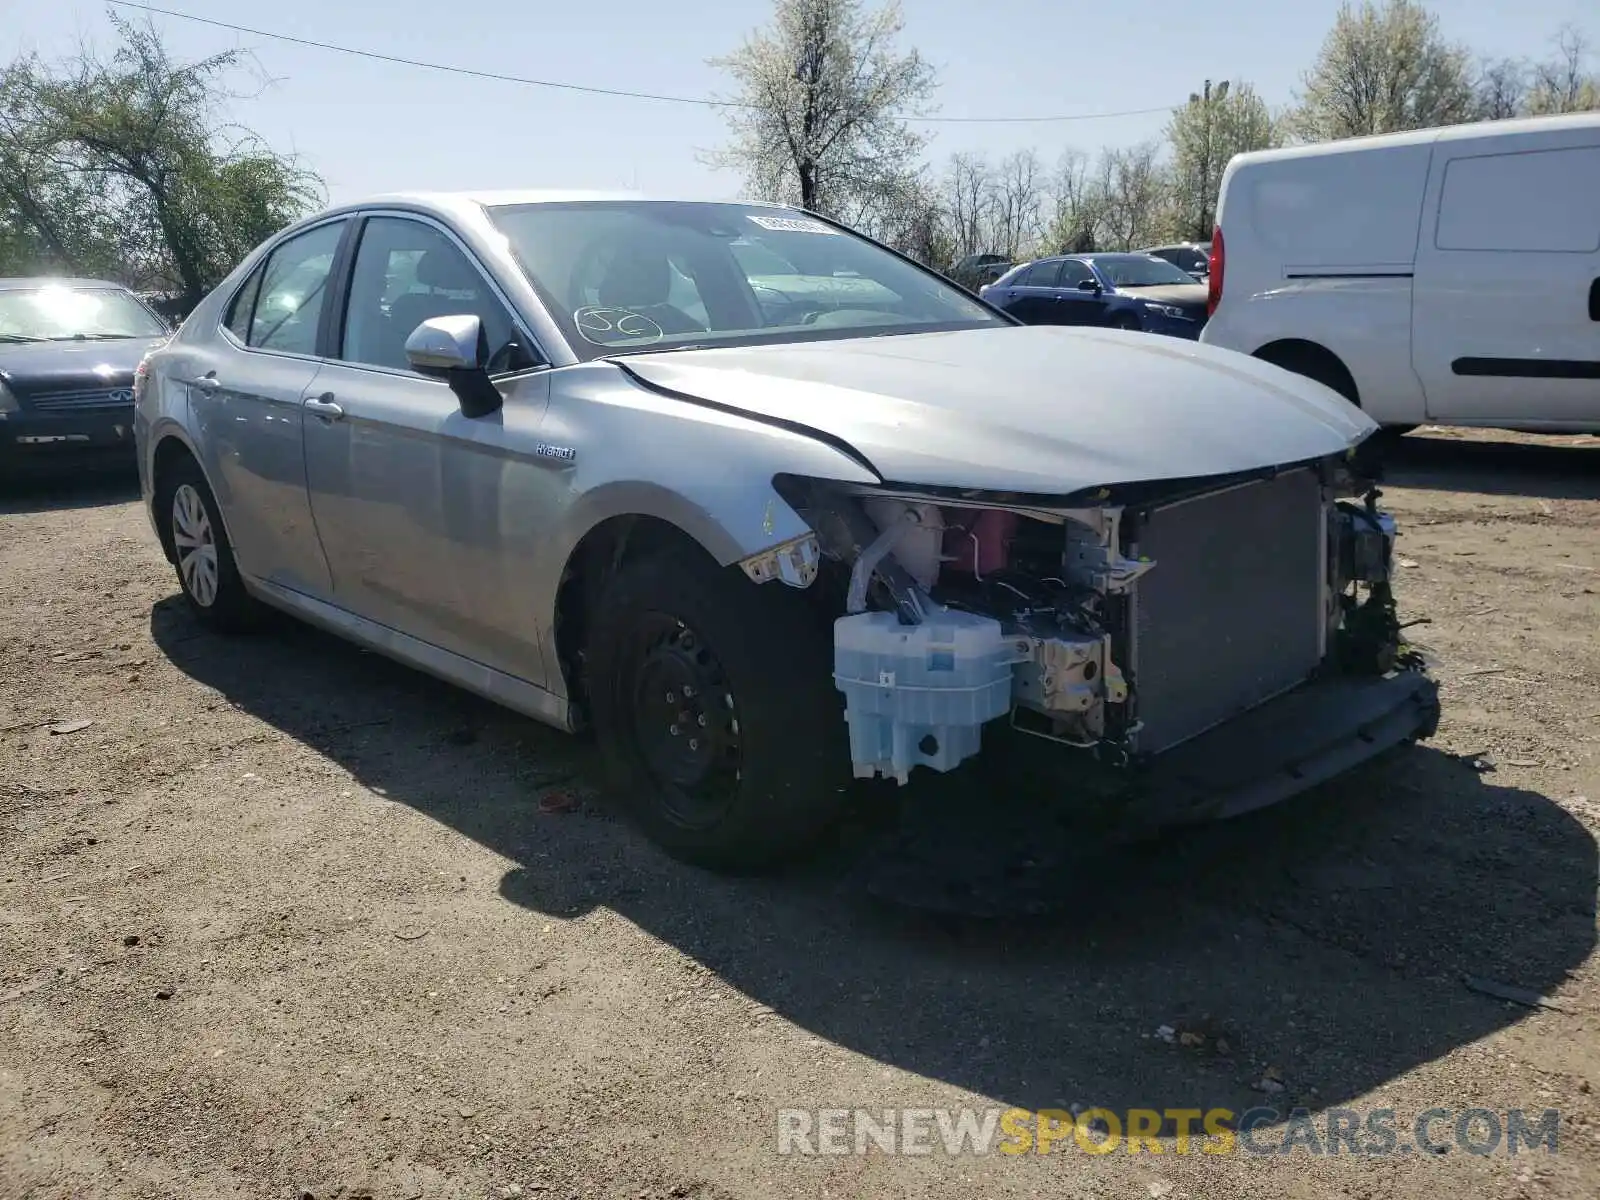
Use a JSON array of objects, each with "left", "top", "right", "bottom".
[
  {"left": 1411, "top": 131, "right": 1600, "bottom": 427},
  {"left": 1014, "top": 259, "right": 1064, "bottom": 323},
  {"left": 187, "top": 218, "right": 348, "bottom": 597},
  {"left": 300, "top": 211, "right": 556, "bottom": 685},
  {"left": 985, "top": 261, "right": 1049, "bottom": 322}
]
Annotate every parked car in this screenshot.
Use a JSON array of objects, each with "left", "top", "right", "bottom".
[
  {"left": 1201, "top": 112, "right": 1600, "bottom": 434},
  {"left": 1140, "top": 242, "right": 1211, "bottom": 281},
  {"left": 134, "top": 192, "right": 1437, "bottom": 874},
  {"left": 947, "top": 253, "right": 1013, "bottom": 291},
  {"left": 0, "top": 277, "right": 171, "bottom": 478},
  {"left": 980, "top": 253, "right": 1209, "bottom": 338}
]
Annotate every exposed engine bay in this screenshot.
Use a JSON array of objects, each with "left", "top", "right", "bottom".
[{"left": 756, "top": 454, "right": 1418, "bottom": 786}]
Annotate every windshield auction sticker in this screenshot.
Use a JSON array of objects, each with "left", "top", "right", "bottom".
[{"left": 747, "top": 215, "right": 840, "bottom": 235}]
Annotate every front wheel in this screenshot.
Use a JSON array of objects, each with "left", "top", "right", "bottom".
[
  {"left": 1109, "top": 311, "right": 1142, "bottom": 332},
  {"left": 586, "top": 549, "right": 850, "bottom": 871}
]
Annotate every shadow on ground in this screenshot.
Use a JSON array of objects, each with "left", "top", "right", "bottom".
[
  {"left": 153, "top": 597, "right": 1596, "bottom": 1123},
  {"left": 0, "top": 465, "right": 140, "bottom": 515},
  {"left": 1379, "top": 432, "right": 1599, "bottom": 500}
]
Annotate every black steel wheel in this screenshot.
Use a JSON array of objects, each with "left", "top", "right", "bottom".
[{"left": 587, "top": 546, "right": 849, "bottom": 871}]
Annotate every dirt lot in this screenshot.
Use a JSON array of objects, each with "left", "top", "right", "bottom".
[{"left": 2, "top": 427, "right": 1598, "bottom": 1200}]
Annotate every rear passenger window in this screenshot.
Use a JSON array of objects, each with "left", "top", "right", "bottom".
[
  {"left": 1023, "top": 261, "right": 1061, "bottom": 287},
  {"left": 1436, "top": 146, "right": 1600, "bottom": 253},
  {"left": 247, "top": 221, "right": 346, "bottom": 355},
  {"left": 223, "top": 268, "right": 262, "bottom": 342}
]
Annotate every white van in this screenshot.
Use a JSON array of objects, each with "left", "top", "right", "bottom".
[{"left": 1200, "top": 113, "right": 1600, "bottom": 433}]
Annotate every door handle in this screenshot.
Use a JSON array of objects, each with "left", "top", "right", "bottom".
[
  {"left": 192, "top": 372, "right": 219, "bottom": 394},
  {"left": 305, "top": 393, "right": 345, "bottom": 421}
]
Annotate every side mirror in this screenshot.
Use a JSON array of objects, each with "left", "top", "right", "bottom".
[
  {"left": 1076, "top": 278, "right": 1101, "bottom": 293},
  {"left": 405, "top": 314, "right": 502, "bottom": 419}
]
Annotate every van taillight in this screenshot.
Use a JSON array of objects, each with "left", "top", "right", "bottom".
[
  {"left": 133, "top": 357, "right": 150, "bottom": 403},
  {"left": 1206, "top": 227, "right": 1224, "bottom": 317}
]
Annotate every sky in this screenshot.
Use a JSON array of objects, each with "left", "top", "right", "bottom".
[{"left": 2, "top": 0, "right": 1595, "bottom": 206}]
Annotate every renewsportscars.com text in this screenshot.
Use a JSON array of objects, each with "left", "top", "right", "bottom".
[{"left": 775, "top": 1106, "right": 1561, "bottom": 1157}]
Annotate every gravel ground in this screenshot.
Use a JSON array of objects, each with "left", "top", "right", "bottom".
[{"left": 2, "top": 426, "right": 1597, "bottom": 1200}]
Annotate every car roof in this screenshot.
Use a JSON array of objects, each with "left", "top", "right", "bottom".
[
  {"left": 328, "top": 189, "right": 798, "bottom": 213},
  {"left": 0, "top": 276, "right": 131, "bottom": 291},
  {"left": 1230, "top": 111, "right": 1600, "bottom": 169}
]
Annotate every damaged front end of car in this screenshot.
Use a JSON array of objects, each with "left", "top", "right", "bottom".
[{"left": 742, "top": 449, "right": 1439, "bottom": 856}]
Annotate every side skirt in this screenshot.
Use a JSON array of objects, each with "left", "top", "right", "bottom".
[{"left": 245, "top": 576, "right": 577, "bottom": 734}]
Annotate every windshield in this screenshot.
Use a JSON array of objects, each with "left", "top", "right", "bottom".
[
  {"left": 0, "top": 286, "right": 167, "bottom": 342},
  {"left": 1093, "top": 255, "right": 1199, "bottom": 288},
  {"left": 487, "top": 201, "right": 1008, "bottom": 359}
]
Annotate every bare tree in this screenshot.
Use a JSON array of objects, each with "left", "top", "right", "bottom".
[
  {"left": 1094, "top": 142, "right": 1170, "bottom": 251},
  {"left": 851, "top": 169, "right": 950, "bottom": 266},
  {"left": 706, "top": 0, "right": 936, "bottom": 222},
  {"left": 990, "top": 149, "right": 1044, "bottom": 259},
  {"left": 1166, "top": 79, "right": 1278, "bottom": 240},
  {"left": 1040, "top": 149, "right": 1100, "bottom": 253},
  {"left": 1527, "top": 25, "right": 1600, "bottom": 114},
  {"left": 942, "top": 152, "right": 995, "bottom": 260},
  {"left": 1474, "top": 56, "right": 1530, "bottom": 120},
  {"left": 1293, "top": 0, "right": 1477, "bottom": 141}
]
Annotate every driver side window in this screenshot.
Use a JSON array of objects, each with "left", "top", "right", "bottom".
[
  {"left": 1058, "top": 260, "right": 1096, "bottom": 288},
  {"left": 339, "top": 216, "right": 536, "bottom": 374}
]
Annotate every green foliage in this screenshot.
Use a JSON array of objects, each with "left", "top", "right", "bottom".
[
  {"left": 1293, "top": 0, "right": 1477, "bottom": 141},
  {"left": 1166, "top": 83, "right": 1280, "bottom": 241},
  {"left": 0, "top": 12, "right": 320, "bottom": 301}
]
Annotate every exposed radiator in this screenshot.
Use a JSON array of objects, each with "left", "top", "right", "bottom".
[{"left": 1131, "top": 468, "right": 1326, "bottom": 755}]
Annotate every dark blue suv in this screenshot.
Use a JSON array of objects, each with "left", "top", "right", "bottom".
[{"left": 980, "top": 253, "right": 1209, "bottom": 339}]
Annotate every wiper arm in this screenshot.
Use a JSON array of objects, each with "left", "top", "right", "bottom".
[
  {"left": 46, "top": 332, "right": 139, "bottom": 341},
  {"left": 0, "top": 333, "right": 48, "bottom": 343}
]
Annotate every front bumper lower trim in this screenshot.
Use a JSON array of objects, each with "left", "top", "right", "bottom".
[{"left": 852, "top": 668, "right": 1441, "bottom": 916}]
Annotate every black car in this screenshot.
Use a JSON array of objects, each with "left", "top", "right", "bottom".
[
  {"left": 1140, "top": 241, "right": 1212, "bottom": 281},
  {"left": 947, "top": 253, "right": 1013, "bottom": 292},
  {"left": 979, "top": 253, "right": 1210, "bottom": 339},
  {"left": 0, "top": 278, "right": 170, "bottom": 478}
]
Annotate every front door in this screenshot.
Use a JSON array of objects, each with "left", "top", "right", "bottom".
[
  {"left": 1052, "top": 259, "right": 1110, "bottom": 326},
  {"left": 188, "top": 219, "right": 347, "bottom": 597},
  {"left": 301, "top": 213, "right": 555, "bottom": 685},
  {"left": 1412, "top": 135, "right": 1600, "bottom": 428}
]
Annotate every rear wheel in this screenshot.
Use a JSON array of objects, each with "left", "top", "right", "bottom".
[
  {"left": 156, "top": 455, "right": 260, "bottom": 632},
  {"left": 586, "top": 548, "right": 850, "bottom": 871},
  {"left": 1254, "top": 342, "right": 1417, "bottom": 440}
]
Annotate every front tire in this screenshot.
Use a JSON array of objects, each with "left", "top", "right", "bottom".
[
  {"left": 586, "top": 548, "right": 850, "bottom": 871},
  {"left": 156, "top": 456, "right": 260, "bottom": 632}
]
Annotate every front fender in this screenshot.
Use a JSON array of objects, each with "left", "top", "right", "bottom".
[{"left": 527, "top": 361, "right": 883, "bottom": 634}]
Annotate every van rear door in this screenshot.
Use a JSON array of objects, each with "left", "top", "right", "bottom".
[{"left": 1411, "top": 126, "right": 1600, "bottom": 429}]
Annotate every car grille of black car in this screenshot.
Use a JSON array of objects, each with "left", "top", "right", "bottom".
[
  {"left": 23, "top": 387, "right": 136, "bottom": 412},
  {"left": 1130, "top": 468, "right": 1327, "bottom": 755}
]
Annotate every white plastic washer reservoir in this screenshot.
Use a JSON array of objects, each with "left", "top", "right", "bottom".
[{"left": 833, "top": 608, "right": 1021, "bottom": 784}]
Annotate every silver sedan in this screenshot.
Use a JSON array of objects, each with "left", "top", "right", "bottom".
[{"left": 134, "top": 191, "right": 1439, "bottom": 878}]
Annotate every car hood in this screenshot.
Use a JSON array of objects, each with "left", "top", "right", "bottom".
[
  {"left": 614, "top": 325, "right": 1376, "bottom": 495},
  {"left": 1113, "top": 283, "right": 1209, "bottom": 308},
  {"left": 0, "top": 337, "right": 166, "bottom": 389}
]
